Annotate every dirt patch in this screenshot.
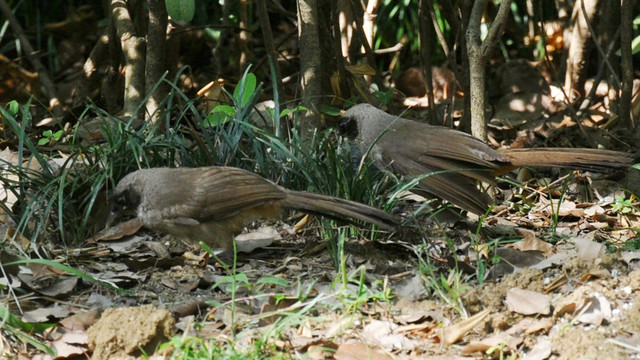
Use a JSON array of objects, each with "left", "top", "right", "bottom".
[
  {"left": 464, "top": 268, "right": 546, "bottom": 312},
  {"left": 550, "top": 326, "right": 629, "bottom": 360},
  {"left": 88, "top": 305, "right": 174, "bottom": 360}
]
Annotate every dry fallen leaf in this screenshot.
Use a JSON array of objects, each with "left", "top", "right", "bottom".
[
  {"left": 521, "top": 337, "right": 552, "bottom": 360},
  {"left": 235, "top": 226, "right": 280, "bottom": 253},
  {"left": 573, "top": 236, "right": 606, "bottom": 260},
  {"left": 461, "top": 331, "right": 523, "bottom": 356},
  {"left": 334, "top": 342, "right": 392, "bottom": 360},
  {"left": 572, "top": 292, "right": 612, "bottom": 326},
  {"left": 345, "top": 63, "right": 377, "bottom": 76},
  {"left": 87, "top": 217, "right": 144, "bottom": 243},
  {"left": 292, "top": 214, "right": 312, "bottom": 233},
  {"left": 508, "top": 228, "right": 555, "bottom": 257},
  {"left": 59, "top": 310, "right": 102, "bottom": 331},
  {"left": 440, "top": 308, "right": 492, "bottom": 345},
  {"left": 505, "top": 288, "right": 551, "bottom": 315},
  {"left": 23, "top": 304, "right": 72, "bottom": 323},
  {"left": 49, "top": 330, "right": 89, "bottom": 359},
  {"left": 508, "top": 317, "right": 554, "bottom": 335}
]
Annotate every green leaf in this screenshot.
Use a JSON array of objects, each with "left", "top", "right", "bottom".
[
  {"left": 320, "top": 105, "right": 341, "bottom": 116},
  {"left": 616, "top": 35, "right": 640, "bottom": 56},
  {"left": 212, "top": 105, "right": 236, "bottom": 116},
  {"left": 255, "top": 276, "right": 289, "bottom": 286},
  {"left": 42, "top": 130, "right": 53, "bottom": 137},
  {"left": 263, "top": 107, "right": 275, "bottom": 119},
  {"left": 165, "top": 0, "right": 195, "bottom": 24},
  {"left": 279, "top": 106, "right": 307, "bottom": 118},
  {"left": 632, "top": 35, "right": 640, "bottom": 55},
  {"left": 234, "top": 272, "right": 249, "bottom": 284},
  {"left": 7, "top": 258, "right": 132, "bottom": 295},
  {"left": 0, "top": 305, "right": 55, "bottom": 333},
  {"left": 6, "top": 100, "right": 19, "bottom": 116},
  {"left": 234, "top": 73, "right": 257, "bottom": 107},
  {"left": 38, "top": 138, "right": 49, "bottom": 146},
  {"left": 206, "top": 105, "right": 235, "bottom": 126}
]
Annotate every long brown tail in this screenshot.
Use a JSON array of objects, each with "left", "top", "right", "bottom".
[
  {"left": 498, "top": 148, "right": 635, "bottom": 174},
  {"left": 282, "top": 191, "right": 399, "bottom": 230}
]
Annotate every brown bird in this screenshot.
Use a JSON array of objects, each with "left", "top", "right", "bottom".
[
  {"left": 340, "top": 103, "right": 635, "bottom": 214},
  {"left": 110, "top": 166, "right": 399, "bottom": 250}
]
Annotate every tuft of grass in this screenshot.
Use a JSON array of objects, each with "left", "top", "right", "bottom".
[
  {"left": 158, "top": 335, "right": 277, "bottom": 360},
  {"left": 0, "top": 69, "right": 407, "bottom": 359},
  {"left": 0, "top": 304, "right": 55, "bottom": 355},
  {"left": 0, "top": 100, "right": 187, "bottom": 246},
  {"left": 334, "top": 263, "right": 393, "bottom": 314},
  {"left": 1, "top": 67, "right": 403, "bottom": 273},
  {"left": 414, "top": 238, "right": 471, "bottom": 318},
  {"left": 612, "top": 193, "right": 638, "bottom": 215}
]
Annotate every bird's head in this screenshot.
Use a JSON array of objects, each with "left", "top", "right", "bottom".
[
  {"left": 107, "top": 171, "right": 143, "bottom": 227},
  {"left": 339, "top": 103, "right": 376, "bottom": 139}
]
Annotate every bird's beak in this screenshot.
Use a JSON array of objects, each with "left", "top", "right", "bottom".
[
  {"left": 105, "top": 209, "right": 119, "bottom": 228},
  {"left": 340, "top": 109, "right": 346, "bottom": 116}
]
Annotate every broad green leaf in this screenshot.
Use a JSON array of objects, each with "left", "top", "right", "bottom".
[
  {"left": 320, "top": 105, "right": 341, "bottom": 116},
  {"left": 6, "top": 100, "right": 19, "bottom": 116},
  {"left": 616, "top": 35, "right": 640, "bottom": 56},
  {"left": 632, "top": 35, "right": 640, "bottom": 55},
  {"left": 233, "top": 73, "right": 257, "bottom": 107},
  {"left": 206, "top": 105, "right": 235, "bottom": 126},
  {"left": 165, "top": 0, "right": 195, "bottom": 24}
]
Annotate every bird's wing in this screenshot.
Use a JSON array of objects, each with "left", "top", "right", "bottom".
[
  {"left": 163, "top": 167, "right": 286, "bottom": 222},
  {"left": 372, "top": 122, "right": 504, "bottom": 182},
  {"left": 372, "top": 122, "right": 502, "bottom": 214},
  {"left": 396, "top": 121, "right": 508, "bottom": 167},
  {"left": 384, "top": 150, "right": 493, "bottom": 214}
]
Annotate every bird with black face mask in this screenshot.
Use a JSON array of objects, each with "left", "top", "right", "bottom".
[
  {"left": 340, "top": 103, "right": 635, "bottom": 215},
  {"left": 109, "top": 166, "right": 400, "bottom": 250}
]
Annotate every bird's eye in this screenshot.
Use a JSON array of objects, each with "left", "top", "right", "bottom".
[
  {"left": 114, "top": 193, "right": 127, "bottom": 206},
  {"left": 113, "top": 188, "right": 141, "bottom": 209},
  {"left": 338, "top": 118, "right": 359, "bottom": 138}
]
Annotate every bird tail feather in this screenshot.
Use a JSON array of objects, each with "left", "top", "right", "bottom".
[
  {"left": 283, "top": 191, "right": 399, "bottom": 230},
  {"left": 498, "top": 148, "right": 635, "bottom": 174}
]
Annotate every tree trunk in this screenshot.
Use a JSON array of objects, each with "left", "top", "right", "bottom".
[
  {"left": 145, "top": 0, "right": 168, "bottom": 127},
  {"left": 111, "top": 0, "right": 145, "bottom": 120},
  {"left": 619, "top": 0, "right": 634, "bottom": 127},
  {"left": 465, "top": 0, "right": 512, "bottom": 140},
  {"left": 297, "top": 0, "right": 323, "bottom": 137},
  {"left": 563, "top": 0, "right": 600, "bottom": 102}
]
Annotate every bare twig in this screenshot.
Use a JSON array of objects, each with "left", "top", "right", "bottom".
[
  {"left": 419, "top": 0, "right": 435, "bottom": 118},
  {"left": 347, "top": 0, "right": 386, "bottom": 89},
  {"left": 256, "top": 0, "right": 285, "bottom": 104}
]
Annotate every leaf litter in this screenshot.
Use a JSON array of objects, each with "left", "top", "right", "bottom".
[{"left": 1, "top": 134, "right": 639, "bottom": 360}]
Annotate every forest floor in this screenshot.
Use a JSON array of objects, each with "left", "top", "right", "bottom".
[{"left": 5, "top": 172, "right": 640, "bottom": 359}]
